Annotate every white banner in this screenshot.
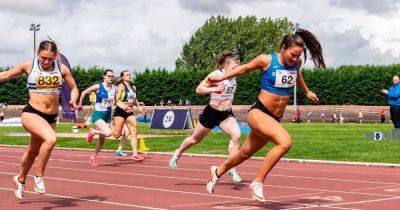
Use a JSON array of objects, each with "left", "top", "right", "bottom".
[{"left": 0, "top": 117, "right": 23, "bottom": 127}]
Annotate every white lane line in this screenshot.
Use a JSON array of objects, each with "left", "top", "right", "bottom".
[
  {"left": 0, "top": 159, "right": 397, "bottom": 198},
  {"left": 0, "top": 171, "right": 313, "bottom": 207},
  {"left": 2, "top": 148, "right": 400, "bottom": 177},
  {"left": 1, "top": 153, "right": 400, "bottom": 187},
  {"left": 0, "top": 187, "right": 166, "bottom": 210}
]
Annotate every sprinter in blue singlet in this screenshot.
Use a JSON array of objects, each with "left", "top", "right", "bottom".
[
  {"left": 78, "top": 69, "right": 116, "bottom": 167},
  {"left": 206, "top": 28, "right": 326, "bottom": 202}
]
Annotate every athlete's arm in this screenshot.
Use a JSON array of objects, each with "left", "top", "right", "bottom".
[
  {"left": 61, "top": 64, "right": 79, "bottom": 109},
  {"left": 196, "top": 72, "right": 224, "bottom": 95},
  {"left": 0, "top": 61, "right": 30, "bottom": 83},
  {"left": 78, "top": 84, "right": 99, "bottom": 108},
  {"left": 296, "top": 60, "right": 319, "bottom": 103},
  {"left": 207, "top": 54, "right": 270, "bottom": 83}
]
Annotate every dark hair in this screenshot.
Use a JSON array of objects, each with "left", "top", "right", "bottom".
[
  {"left": 38, "top": 40, "right": 58, "bottom": 54},
  {"left": 103, "top": 69, "right": 114, "bottom": 76},
  {"left": 117, "top": 70, "right": 130, "bottom": 85},
  {"left": 280, "top": 29, "right": 326, "bottom": 69},
  {"left": 216, "top": 51, "right": 239, "bottom": 70}
]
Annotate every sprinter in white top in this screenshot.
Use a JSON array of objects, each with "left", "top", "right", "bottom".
[
  {"left": 0, "top": 40, "right": 79, "bottom": 200},
  {"left": 169, "top": 51, "right": 242, "bottom": 183}
]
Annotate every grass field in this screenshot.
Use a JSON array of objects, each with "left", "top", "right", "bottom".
[{"left": 1, "top": 123, "right": 400, "bottom": 164}]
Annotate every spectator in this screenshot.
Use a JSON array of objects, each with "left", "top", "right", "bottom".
[
  {"left": 295, "top": 108, "right": 301, "bottom": 123},
  {"left": 380, "top": 109, "right": 386, "bottom": 124},
  {"left": 358, "top": 111, "right": 363, "bottom": 124},
  {"left": 160, "top": 99, "right": 164, "bottom": 106},
  {"left": 339, "top": 111, "right": 344, "bottom": 124},
  {"left": 178, "top": 99, "right": 183, "bottom": 106},
  {"left": 167, "top": 99, "right": 172, "bottom": 106},
  {"left": 381, "top": 75, "right": 400, "bottom": 128},
  {"left": 331, "top": 112, "right": 337, "bottom": 123},
  {"left": 0, "top": 110, "right": 4, "bottom": 122},
  {"left": 307, "top": 111, "right": 312, "bottom": 123},
  {"left": 320, "top": 112, "right": 325, "bottom": 123}
]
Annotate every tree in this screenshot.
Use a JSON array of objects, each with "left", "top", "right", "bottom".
[{"left": 175, "top": 15, "right": 293, "bottom": 71}]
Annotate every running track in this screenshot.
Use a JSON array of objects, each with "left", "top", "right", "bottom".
[{"left": 0, "top": 146, "right": 400, "bottom": 210}]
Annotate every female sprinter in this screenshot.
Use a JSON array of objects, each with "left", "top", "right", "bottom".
[
  {"left": 206, "top": 29, "right": 326, "bottom": 202},
  {"left": 79, "top": 69, "right": 116, "bottom": 166},
  {"left": 113, "top": 70, "right": 145, "bottom": 161},
  {"left": 169, "top": 51, "right": 242, "bottom": 183},
  {"left": 0, "top": 40, "right": 79, "bottom": 199}
]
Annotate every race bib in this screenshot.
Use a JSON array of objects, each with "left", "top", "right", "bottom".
[
  {"left": 221, "top": 84, "right": 236, "bottom": 95},
  {"left": 35, "top": 74, "right": 61, "bottom": 90},
  {"left": 274, "top": 70, "right": 296, "bottom": 88},
  {"left": 101, "top": 98, "right": 113, "bottom": 107}
]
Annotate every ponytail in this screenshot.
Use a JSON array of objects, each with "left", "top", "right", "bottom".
[{"left": 280, "top": 29, "right": 326, "bottom": 69}]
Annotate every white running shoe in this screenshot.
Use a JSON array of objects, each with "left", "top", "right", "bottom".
[
  {"left": 34, "top": 175, "right": 45, "bottom": 194},
  {"left": 13, "top": 176, "right": 24, "bottom": 200},
  {"left": 169, "top": 152, "right": 179, "bottom": 170},
  {"left": 206, "top": 166, "right": 220, "bottom": 194},
  {"left": 228, "top": 167, "right": 242, "bottom": 183},
  {"left": 250, "top": 180, "right": 266, "bottom": 202}
]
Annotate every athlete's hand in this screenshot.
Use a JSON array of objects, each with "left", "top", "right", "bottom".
[
  {"left": 306, "top": 91, "right": 319, "bottom": 103},
  {"left": 212, "top": 84, "right": 225, "bottom": 94},
  {"left": 69, "top": 101, "right": 79, "bottom": 110},
  {"left": 77, "top": 105, "right": 83, "bottom": 111},
  {"left": 381, "top": 89, "right": 388, "bottom": 95},
  {"left": 207, "top": 75, "right": 223, "bottom": 85}
]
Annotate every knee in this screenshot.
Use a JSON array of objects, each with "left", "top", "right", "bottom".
[
  {"left": 113, "top": 132, "right": 121, "bottom": 139},
  {"left": 44, "top": 136, "right": 57, "bottom": 148},
  {"left": 230, "top": 134, "right": 241, "bottom": 145},
  {"left": 188, "top": 136, "right": 202, "bottom": 144},
  {"left": 104, "top": 130, "right": 112, "bottom": 137},
  {"left": 278, "top": 138, "right": 292, "bottom": 152},
  {"left": 239, "top": 146, "right": 252, "bottom": 159}
]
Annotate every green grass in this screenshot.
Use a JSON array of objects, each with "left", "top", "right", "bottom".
[{"left": 1, "top": 123, "right": 400, "bottom": 163}]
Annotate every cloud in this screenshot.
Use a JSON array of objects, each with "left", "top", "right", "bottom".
[
  {"left": 0, "top": 0, "right": 399, "bottom": 72},
  {"left": 178, "top": 0, "right": 231, "bottom": 13},
  {"left": 329, "top": 0, "right": 400, "bottom": 15}
]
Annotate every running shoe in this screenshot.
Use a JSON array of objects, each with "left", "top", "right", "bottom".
[
  {"left": 13, "top": 176, "right": 24, "bottom": 200},
  {"left": 132, "top": 154, "right": 145, "bottom": 161},
  {"left": 115, "top": 150, "right": 127, "bottom": 157},
  {"left": 228, "top": 167, "right": 242, "bottom": 183},
  {"left": 34, "top": 175, "right": 45, "bottom": 194},
  {"left": 206, "top": 166, "right": 220, "bottom": 194},
  {"left": 168, "top": 153, "right": 179, "bottom": 170},
  {"left": 89, "top": 156, "right": 98, "bottom": 167},
  {"left": 86, "top": 130, "right": 95, "bottom": 143},
  {"left": 250, "top": 180, "right": 266, "bottom": 202}
]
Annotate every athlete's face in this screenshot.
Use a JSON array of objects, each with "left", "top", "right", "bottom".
[
  {"left": 104, "top": 72, "right": 115, "bottom": 84},
  {"left": 37, "top": 50, "right": 56, "bottom": 70},
  {"left": 282, "top": 46, "right": 303, "bottom": 67},
  {"left": 393, "top": 76, "right": 399, "bottom": 85},
  {"left": 123, "top": 72, "right": 132, "bottom": 83},
  {"left": 224, "top": 58, "right": 240, "bottom": 71}
]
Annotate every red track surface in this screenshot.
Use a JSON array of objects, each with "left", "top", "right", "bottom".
[{"left": 0, "top": 146, "right": 399, "bottom": 209}]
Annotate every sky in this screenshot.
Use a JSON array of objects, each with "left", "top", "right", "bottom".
[{"left": 0, "top": 0, "right": 399, "bottom": 72}]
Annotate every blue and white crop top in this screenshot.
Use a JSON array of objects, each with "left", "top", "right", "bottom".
[
  {"left": 94, "top": 83, "right": 116, "bottom": 112},
  {"left": 27, "top": 58, "right": 63, "bottom": 95},
  {"left": 260, "top": 52, "right": 297, "bottom": 96}
]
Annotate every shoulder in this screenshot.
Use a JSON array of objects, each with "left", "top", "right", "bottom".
[{"left": 208, "top": 69, "right": 222, "bottom": 77}]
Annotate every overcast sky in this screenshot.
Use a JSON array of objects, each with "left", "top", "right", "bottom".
[{"left": 0, "top": 0, "right": 399, "bottom": 72}]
